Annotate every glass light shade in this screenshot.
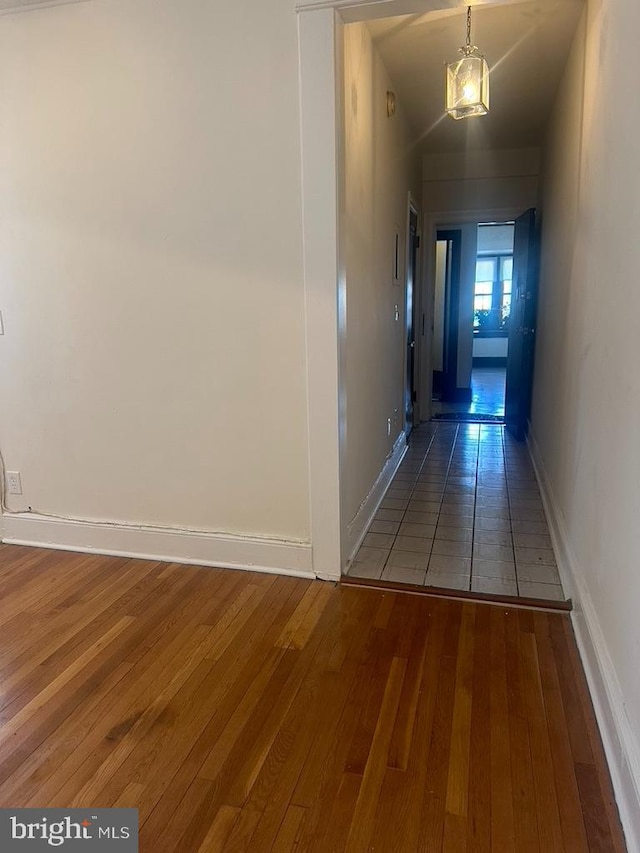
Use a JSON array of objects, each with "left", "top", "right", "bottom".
[{"left": 446, "top": 54, "right": 490, "bottom": 120}]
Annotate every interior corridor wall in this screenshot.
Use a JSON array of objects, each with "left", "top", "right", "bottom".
[
  {"left": 531, "top": 3, "right": 640, "bottom": 845},
  {"left": 342, "top": 22, "right": 421, "bottom": 537},
  {"left": 0, "top": 0, "right": 310, "bottom": 541}
]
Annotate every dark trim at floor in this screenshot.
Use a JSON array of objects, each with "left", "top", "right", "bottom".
[
  {"left": 472, "top": 357, "right": 508, "bottom": 367},
  {"left": 431, "top": 413, "right": 505, "bottom": 423},
  {"left": 341, "top": 575, "right": 573, "bottom": 612}
]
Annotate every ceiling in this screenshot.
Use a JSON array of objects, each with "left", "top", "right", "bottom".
[{"left": 366, "top": 0, "right": 584, "bottom": 155}]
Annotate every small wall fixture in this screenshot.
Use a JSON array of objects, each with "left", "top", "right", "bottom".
[
  {"left": 445, "top": 6, "right": 490, "bottom": 120},
  {"left": 386, "top": 90, "right": 396, "bottom": 118}
]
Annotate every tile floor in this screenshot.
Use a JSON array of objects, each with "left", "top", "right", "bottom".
[
  {"left": 346, "top": 421, "right": 567, "bottom": 602},
  {"left": 432, "top": 367, "right": 506, "bottom": 418}
]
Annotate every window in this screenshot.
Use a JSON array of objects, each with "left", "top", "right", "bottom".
[{"left": 474, "top": 254, "right": 513, "bottom": 331}]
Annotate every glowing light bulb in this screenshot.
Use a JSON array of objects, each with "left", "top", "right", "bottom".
[{"left": 462, "top": 82, "right": 478, "bottom": 102}]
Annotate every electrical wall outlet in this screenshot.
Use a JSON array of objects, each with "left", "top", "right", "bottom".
[{"left": 6, "top": 471, "right": 22, "bottom": 495}]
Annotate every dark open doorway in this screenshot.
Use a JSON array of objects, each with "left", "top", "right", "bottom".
[
  {"left": 505, "top": 208, "right": 540, "bottom": 440},
  {"left": 404, "top": 207, "right": 419, "bottom": 437},
  {"left": 431, "top": 229, "right": 462, "bottom": 404},
  {"left": 430, "top": 219, "right": 534, "bottom": 425}
]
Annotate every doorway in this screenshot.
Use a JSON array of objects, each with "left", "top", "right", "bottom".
[
  {"left": 297, "top": 3, "right": 552, "bottom": 579},
  {"left": 431, "top": 221, "right": 515, "bottom": 423}
]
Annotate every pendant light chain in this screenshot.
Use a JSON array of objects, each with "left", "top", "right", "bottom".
[{"left": 466, "top": 6, "right": 472, "bottom": 50}]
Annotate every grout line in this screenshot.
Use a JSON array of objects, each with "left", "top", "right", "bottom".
[
  {"left": 501, "top": 426, "right": 521, "bottom": 597},
  {"left": 469, "top": 427, "right": 480, "bottom": 593},
  {"left": 378, "top": 423, "right": 438, "bottom": 578},
  {"left": 354, "top": 421, "right": 562, "bottom": 600},
  {"left": 422, "top": 422, "right": 459, "bottom": 585}
]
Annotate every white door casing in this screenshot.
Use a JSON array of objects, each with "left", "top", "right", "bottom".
[{"left": 297, "top": 0, "right": 461, "bottom": 580}]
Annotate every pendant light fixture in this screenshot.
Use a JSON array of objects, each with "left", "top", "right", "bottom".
[{"left": 446, "top": 6, "right": 490, "bottom": 120}]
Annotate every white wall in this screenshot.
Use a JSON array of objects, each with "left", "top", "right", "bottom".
[
  {"left": 473, "top": 337, "right": 508, "bottom": 359},
  {"left": 432, "top": 240, "right": 446, "bottom": 372},
  {"left": 457, "top": 223, "right": 478, "bottom": 389},
  {"left": 532, "top": 2, "right": 640, "bottom": 846},
  {"left": 0, "top": 0, "right": 310, "bottom": 546},
  {"left": 422, "top": 148, "right": 541, "bottom": 216},
  {"left": 342, "top": 21, "right": 421, "bottom": 539}
]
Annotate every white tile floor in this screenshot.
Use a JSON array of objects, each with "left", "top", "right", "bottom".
[{"left": 345, "top": 422, "right": 567, "bottom": 602}]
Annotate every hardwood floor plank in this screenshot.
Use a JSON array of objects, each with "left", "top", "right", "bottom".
[
  {"left": 165, "top": 594, "right": 341, "bottom": 853},
  {"left": 344, "top": 595, "right": 406, "bottom": 777},
  {"left": 69, "top": 624, "right": 224, "bottom": 807},
  {"left": 370, "top": 766, "right": 411, "bottom": 850},
  {"left": 549, "top": 616, "right": 595, "bottom": 766},
  {"left": 489, "top": 608, "right": 516, "bottom": 853},
  {"left": 534, "top": 615, "right": 590, "bottom": 852},
  {"left": 0, "top": 545, "right": 626, "bottom": 853},
  {"left": 240, "top": 668, "right": 342, "bottom": 852},
  {"left": 112, "top": 782, "right": 146, "bottom": 809},
  {"left": 290, "top": 591, "right": 380, "bottom": 808},
  {"left": 418, "top": 608, "right": 461, "bottom": 852},
  {"left": 505, "top": 610, "right": 540, "bottom": 852},
  {"left": 270, "top": 804, "right": 307, "bottom": 852},
  {"left": 0, "top": 660, "right": 135, "bottom": 804},
  {"left": 15, "top": 578, "right": 253, "bottom": 806},
  {"left": 344, "top": 656, "right": 407, "bottom": 851},
  {"left": 387, "top": 598, "right": 430, "bottom": 771},
  {"left": 0, "top": 559, "right": 159, "bottom": 709},
  {"left": 466, "top": 604, "right": 491, "bottom": 853},
  {"left": 390, "top": 602, "right": 451, "bottom": 852},
  {"left": 196, "top": 805, "right": 241, "bottom": 853},
  {"left": 276, "top": 582, "right": 333, "bottom": 650},
  {"left": 575, "top": 762, "right": 621, "bottom": 853},
  {"left": 443, "top": 811, "right": 468, "bottom": 852},
  {"left": 137, "top": 579, "right": 314, "bottom": 849},
  {"left": 520, "top": 631, "right": 564, "bottom": 852},
  {"left": 293, "top": 608, "right": 386, "bottom": 847},
  {"left": 445, "top": 603, "right": 476, "bottom": 819},
  {"left": 0, "top": 615, "right": 135, "bottom": 740},
  {"left": 307, "top": 772, "right": 361, "bottom": 853},
  {"left": 558, "top": 619, "right": 627, "bottom": 853}
]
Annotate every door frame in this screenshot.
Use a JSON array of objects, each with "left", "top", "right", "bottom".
[
  {"left": 434, "top": 228, "right": 463, "bottom": 402},
  {"left": 418, "top": 207, "right": 528, "bottom": 425},
  {"left": 404, "top": 196, "right": 421, "bottom": 435},
  {"left": 297, "top": 0, "right": 516, "bottom": 580},
  {"left": 505, "top": 207, "right": 539, "bottom": 440}
]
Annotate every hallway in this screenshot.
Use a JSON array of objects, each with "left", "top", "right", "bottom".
[{"left": 346, "top": 422, "right": 566, "bottom": 603}]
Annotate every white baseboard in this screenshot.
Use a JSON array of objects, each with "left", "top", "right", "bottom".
[
  {"left": 528, "top": 428, "right": 640, "bottom": 852},
  {"left": 345, "top": 431, "right": 407, "bottom": 564},
  {"left": 0, "top": 513, "right": 314, "bottom": 579}
]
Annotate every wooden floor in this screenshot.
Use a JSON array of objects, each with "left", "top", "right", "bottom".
[{"left": 0, "top": 544, "right": 626, "bottom": 852}]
